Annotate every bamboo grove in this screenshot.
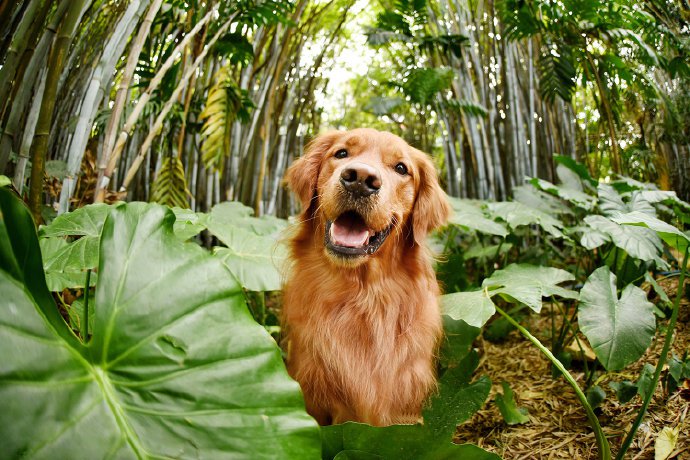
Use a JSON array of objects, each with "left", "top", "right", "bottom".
[{"left": 0, "top": 0, "right": 689, "bottom": 223}]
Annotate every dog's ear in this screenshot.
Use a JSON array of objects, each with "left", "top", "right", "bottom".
[
  {"left": 285, "top": 131, "right": 341, "bottom": 211},
  {"left": 411, "top": 149, "right": 451, "bottom": 246}
]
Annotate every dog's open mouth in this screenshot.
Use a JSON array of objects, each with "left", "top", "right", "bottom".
[{"left": 325, "top": 211, "right": 392, "bottom": 257}]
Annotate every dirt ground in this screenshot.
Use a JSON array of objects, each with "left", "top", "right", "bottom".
[{"left": 455, "top": 277, "right": 690, "bottom": 459}]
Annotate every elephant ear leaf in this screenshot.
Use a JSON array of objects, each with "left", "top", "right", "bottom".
[
  {"left": 578, "top": 266, "right": 656, "bottom": 371},
  {"left": 0, "top": 198, "right": 319, "bottom": 459}
]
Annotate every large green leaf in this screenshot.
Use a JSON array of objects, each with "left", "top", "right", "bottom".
[
  {"left": 1, "top": 188, "right": 81, "bottom": 351},
  {"left": 206, "top": 201, "right": 287, "bottom": 238},
  {"left": 440, "top": 289, "right": 496, "bottom": 328},
  {"left": 487, "top": 201, "right": 566, "bottom": 239},
  {"left": 0, "top": 202, "right": 320, "bottom": 458},
  {"left": 213, "top": 227, "right": 287, "bottom": 291},
  {"left": 578, "top": 266, "right": 656, "bottom": 371},
  {"left": 171, "top": 206, "right": 207, "bottom": 241},
  {"left": 482, "top": 264, "right": 578, "bottom": 313},
  {"left": 554, "top": 155, "right": 597, "bottom": 187},
  {"left": 206, "top": 201, "right": 288, "bottom": 291},
  {"left": 448, "top": 198, "right": 508, "bottom": 236},
  {"left": 38, "top": 204, "right": 111, "bottom": 290},
  {"left": 529, "top": 177, "right": 595, "bottom": 210},
  {"left": 39, "top": 237, "right": 98, "bottom": 290},
  {"left": 583, "top": 215, "right": 665, "bottom": 267},
  {"left": 611, "top": 211, "right": 690, "bottom": 253},
  {"left": 513, "top": 184, "right": 573, "bottom": 216}
]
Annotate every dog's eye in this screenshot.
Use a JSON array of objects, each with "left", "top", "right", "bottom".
[
  {"left": 334, "top": 149, "right": 348, "bottom": 159},
  {"left": 394, "top": 163, "right": 408, "bottom": 175}
]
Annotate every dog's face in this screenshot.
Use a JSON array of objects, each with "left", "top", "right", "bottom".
[{"left": 286, "top": 128, "right": 450, "bottom": 266}]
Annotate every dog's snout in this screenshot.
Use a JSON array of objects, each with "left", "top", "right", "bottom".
[{"left": 340, "top": 163, "right": 381, "bottom": 197}]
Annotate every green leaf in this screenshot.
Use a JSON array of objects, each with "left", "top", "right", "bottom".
[
  {"left": 441, "top": 289, "right": 496, "bottom": 328},
  {"left": 213, "top": 228, "right": 287, "bottom": 291},
  {"left": 529, "top": 177, "right": 595, "bottom": 210},
  {"left": 583, "top": 215, "right": 665, "bottom": 267},
  {"left": 637, "top": 363, "right": 656, "bottom": 399},
  {"left": 39, "top": 237, "right": 98, "bottom": 291},
  {"left": 439, "top": 316, "right": 481, "bottom": 368},
  {"left": 579, "top": 266, "right": 656, "bottom": 371},
  {"left": 0, "top": 175, "right": 11, "bottom": 188},
  {"left": 38, "top": 204, "right": 111, "bottom": 290},
  {"left": 482, "top": 264, "right": 578, "bottom": 313},
  {"left": 554, "top": 155, "right": 597, "bottom": 187},
  {"left": 0, "top": 188, "right": 77, "bottom": 346},
  {"left": 171, "top": 206, "right": 207, "bottom": 241},
  {"left": 464, "top": 242, "right": 513, "bottom": 261},
  {"left": 448, "top": 198, "right": 509, "bottom": 236},
  {"left": 608, "top": 380, "right": 638, "bottom": 403},
  {"left": 402, "top": 67, "right": 454, "bottom": 105},
  {"left": 207, "top": 201, "right": 287, "bottom": 237},
  {"left": 585, "top": 385, "right": 606, "bottom": 409},
  {"left": 495, "top": 381, "right": 529, "bottom": 425},
  {"left": 513, "top": 185, "right": 573, "bottom": 216},
  {"left": 45, "top": 159, "right": 68, "bottom": 180},
  {"left": 205, "top": 202, "right": 288, "bottom": 291},
  {"left": 0, "top": 202, "right": 320, "bottom": 458},
  {"left": 611, "top": 211, "right": 690, "bottom": 253},
  {"left": 424, "top": 352, "right": 492, "bottom": 438},
  {"left": 150, "top": 156, "right": 190, "bottom": 208},
  {"left": 39, "top": 203, "right": 111, "bottom": 238},
  {"left": 488, "top": 201, "right": 566, "bottom": 239}
]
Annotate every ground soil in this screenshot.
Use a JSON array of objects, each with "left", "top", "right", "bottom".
[{"left": 455, "top": 277, "right": 690, "bottom": 459}]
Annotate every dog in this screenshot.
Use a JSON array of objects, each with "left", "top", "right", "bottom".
[{"left": 282, "top": 128, "right": 451, "bottom": 426}]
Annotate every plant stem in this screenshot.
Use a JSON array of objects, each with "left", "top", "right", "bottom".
[
  {"left": 83, "top": 269, "right": 91, "bottom": 340},
  {"left": 495, "top": 305, "right": 611, "bottom": 460},
  {"left": 615, "top": 247, "right": 689, "bottom": 460}
]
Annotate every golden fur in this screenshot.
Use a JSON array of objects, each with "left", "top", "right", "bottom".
[{"left": 282, "top": 128, "right": 451, "bottom": 426}]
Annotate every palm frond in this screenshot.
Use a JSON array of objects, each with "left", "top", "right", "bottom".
[{"left": 150, "top": 156, "right": 190, "bottom": 209}]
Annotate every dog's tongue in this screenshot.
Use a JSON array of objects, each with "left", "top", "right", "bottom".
[{"left": 331, "top": 213, "right": 371, "bottom": 248}]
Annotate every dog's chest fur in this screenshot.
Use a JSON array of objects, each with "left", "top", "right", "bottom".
[{"left": 283, "top": 249, "right": 442, "bottom": 424}]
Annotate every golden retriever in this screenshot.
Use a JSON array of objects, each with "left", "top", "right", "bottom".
[{"left": 282, "top": 128, "right": 451, "bottom": 426}]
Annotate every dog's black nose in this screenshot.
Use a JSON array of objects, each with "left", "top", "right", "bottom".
[{"left": 340, "top": 163, "right": 381, "bottom": 197}]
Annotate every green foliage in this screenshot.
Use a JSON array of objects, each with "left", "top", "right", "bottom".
[
  {"left": 150, "top": 156, "right": 190, "bottom": 209},
  {"left": 402, "top": 67, "right": 454, "bottom": 105},
  {"left": 38, "top": 204, "right": 110, "bottom": 290},
  {"left": 495, "top": 382, "right": 530, "bottom": 425},
  {"left": 577, "top": 266, "right": 656, "bottom": 371},
  {"left": 200, "top": 66, "right": 254, "bottom": 170},
  {"left": 0, "top": 192, "right": 320, "bottom": 458}
]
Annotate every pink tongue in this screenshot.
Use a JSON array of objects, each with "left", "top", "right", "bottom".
[{"left": 331, "top": 217, "right": 371, "bottom": 248}]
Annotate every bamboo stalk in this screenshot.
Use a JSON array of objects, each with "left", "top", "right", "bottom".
[
  {"left": 94, "top": 7, "right": 216, "bottom": 202},
  {"left": 27, "top": 0, "right": 87, "bottom": 222},
  {"left": 118, "top": 12, "right": 238, "bottom": 194},
  {"left": 96, "top": 0, "right": 163, "bottom": 199}
]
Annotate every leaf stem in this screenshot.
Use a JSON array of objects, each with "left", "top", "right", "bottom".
[
  {"left": 495, "top": 305, "right": 611, "bottom": 460},
  {"left": 83, "top": 269, "right": 91, "bottom": 341},
  {"left": 615, "top": 246, "right": 689, "bottom": 460}
]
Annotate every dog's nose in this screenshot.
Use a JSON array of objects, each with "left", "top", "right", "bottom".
[{"left": 340, "top": 163, "right": 381, "bottom": 197}]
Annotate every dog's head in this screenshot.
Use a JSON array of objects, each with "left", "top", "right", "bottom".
[{"left": 286, "top": 128, "right": 450, "bottom": 266}]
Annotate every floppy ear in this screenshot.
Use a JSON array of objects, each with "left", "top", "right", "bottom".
[
  {"left": 284, "top": 131, "right": 341, "bottom": 211},
  {"left": 411, "top": 149, "right": 451, "bottom": 246}
]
